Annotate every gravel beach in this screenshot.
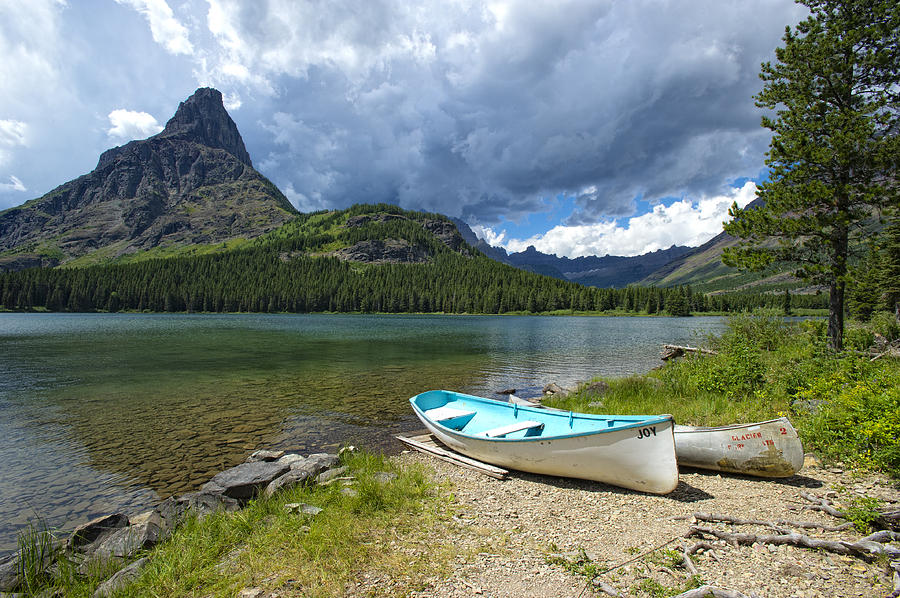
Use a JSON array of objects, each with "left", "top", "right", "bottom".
[{"left": 381, "top": 451, "right": 898, "bottom": 598}]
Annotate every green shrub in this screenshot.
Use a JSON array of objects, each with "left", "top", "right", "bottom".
[
  {"left": 842, "top": 495, "right": 885, "bottom": 534},
  {"left": 795, "top": 358, "right": 900, "bottom": 475},
  {"left": 869, "top": 311, "right": 900, "bottom": 341},
  {"left": 799, "top": 318, "right": 827, "bottom": 341},
  {"left": 844, "top": 327, "right": 875, "bottom": 351},
  {"left": 721, "top": 310, "right": 790, "bottom": 351}
]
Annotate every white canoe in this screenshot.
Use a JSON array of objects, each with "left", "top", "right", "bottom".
[
  {"left": 410, "top": 390, "right": 679, "bottom": 494},
  {"left": 674, "top": 417, "right": 804, "bottom": 477}
]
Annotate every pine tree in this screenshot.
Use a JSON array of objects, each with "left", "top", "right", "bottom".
[
  {"left": 880, "top": 213, "right": 900, "bottom": 320},
  {"left": 723, "top": 0, "right": 900, "bottom": 349}
]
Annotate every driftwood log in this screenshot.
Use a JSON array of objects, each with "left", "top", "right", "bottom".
[
  {"left": 661, "top": 345, "right": 719, "bottom": 361},
  {"left": 692, "top": 511, "right": 853, "bottom": 533},
  {"left": 796, "top": 492, "right": 900, "bottom": 531},
  {"left": 687, "top": 525, "right": 900, "bottom": 561}
]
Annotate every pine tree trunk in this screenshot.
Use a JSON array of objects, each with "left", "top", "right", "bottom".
[{"left": 828, "top": 280, "right": 844, "bottom": 351}]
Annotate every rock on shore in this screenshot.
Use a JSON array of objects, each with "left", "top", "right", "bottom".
[{"left": 0, "top": 448, "right": 346, "bottom": 595}]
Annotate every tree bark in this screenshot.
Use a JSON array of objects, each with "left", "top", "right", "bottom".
[
  {"left": 827, "top": 222, "right": 848, "bottom": 351},
  {"left": 828, "top": 279, "right": 845, "bottom": 351}
]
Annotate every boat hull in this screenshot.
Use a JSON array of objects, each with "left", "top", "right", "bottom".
[
  {"left": 674, "top": 417, "right": 803, "bottom": 477},
  {"left": 411, "top": 390, "right": 678, "bottom": 494}
]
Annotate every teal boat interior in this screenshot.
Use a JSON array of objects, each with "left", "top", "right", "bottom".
[{"left": 412, "top": 389, "right": 669, "bottom": 440}]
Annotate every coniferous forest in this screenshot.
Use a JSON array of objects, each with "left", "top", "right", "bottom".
[{"left": 0, "top": 204, "right": 828, "bottom": 315}]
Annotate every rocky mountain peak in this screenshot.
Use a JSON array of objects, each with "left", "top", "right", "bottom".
[
  {"left": 155, "top": 87, "right": 252, "bottom": 166},
  {"left": 0, "top": 87, "right": 295, "bottom": 271}
]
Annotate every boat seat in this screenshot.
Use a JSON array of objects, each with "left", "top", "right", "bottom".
[
  {"left": 424, "top": 406, "right": 477, "bottom": 422},
  {"left": 482, "top": 420, "right": 544, "bottom": 438}
]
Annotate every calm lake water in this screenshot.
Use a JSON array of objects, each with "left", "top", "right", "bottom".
[{"left": 0, "top": 313, "right": 726, "bottom": 553}]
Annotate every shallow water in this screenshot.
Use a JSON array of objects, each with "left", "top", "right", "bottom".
[{"left": 0, "top": 313, "right": 726, "bottom": 553}]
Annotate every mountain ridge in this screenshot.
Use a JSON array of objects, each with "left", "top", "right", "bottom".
[
  {"left": 0, "top": 88, "right": 295, "bottom": 271},
  {"left": 451, "top": 218, "right": 693, "bottom": 288}
]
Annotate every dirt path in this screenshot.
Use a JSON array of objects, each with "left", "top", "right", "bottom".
[{"left": 395, "top": 452, "right": 897, "bottom": 597}]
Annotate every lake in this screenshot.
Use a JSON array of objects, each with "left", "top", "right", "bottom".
[{"left": 0, "top": 313, "right": 726, "bottom": 553}]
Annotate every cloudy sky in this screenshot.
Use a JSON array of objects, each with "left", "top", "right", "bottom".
[{"left": 0, "top": 0, "right": 806, "bottom": 257}]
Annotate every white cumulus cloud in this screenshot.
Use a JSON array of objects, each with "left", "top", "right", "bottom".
[
  {"left": 115, "top": 0, "right": 194, "bottom": 55},
  {"left": 0, "top": 175, "right": 26, "bottom": 192},
  {"left": 107, "top": 109, "right": 163, "bottom": 140},
  {"left": 0, "top": 119, "right": 29, "bottom": 165},
  {"left": 485, "top": 182, "right": 758, "bottom": 258}
]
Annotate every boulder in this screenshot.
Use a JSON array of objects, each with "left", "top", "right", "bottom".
[
  {"left": 543, "top": 383, "right": 563, "bottom": 396},
  {"left": 265, "top": 453, "right": 340, "bottom": 496},
  {"left": 315, "top": 466, "right": 349, "bottom": 485},
  {"left": 276, "top": 453, "right": 307, "bottom": 467},
  {"left": 154, "top": 496, "right": 187, "bottom": 531},
  {"left": 246, "top": 449, "right": 285, "bottom": 463},
  {"left": 496, "top": 388, "right": 516, "bottom": 395},
  {"left": 70, "top": 514, "right": 129, "bottom": 550},
  {"left": 584, "top": 381, "right": 609, "bottom": 396},
  {"left": 176, "top": 492, "right": 241, "bottom": 518},
  {"left": 302, "top": 453, "right": 340, "bottom": 472},
  {"left": 92, "top": 557, "right": 147, "bottom": 598},
  {"left": 264, "top": 468, "right": 314, "bottom": 497},
  {"left": 284, "top": 503, "right": 323, "bottom": 516},
  {"left": 93, "top": 514, "right": 162, "bottom": 560},
  {"left": 200, "top": 461, "right": 291, "bottom": 501},
  {"left": 0, "top": 550, "right": 20, "bottom": 592}
]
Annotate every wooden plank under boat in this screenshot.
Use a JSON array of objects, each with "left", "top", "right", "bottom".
[
  {"left": 674, "top": 417, "right": 804, "bottom": 478},
  {"left": 410, "top": 389, "right": 679, "bottom": 494},
  {"left": 395, "top": 433, "right": 509, "bottom": 479}
]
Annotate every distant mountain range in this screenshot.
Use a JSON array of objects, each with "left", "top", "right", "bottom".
[
  {"left": 452, "top": 218, "right": 694, "bottom": 288},
  {"left": 0, "top": 86, "right": 785, "bottom": 293}
]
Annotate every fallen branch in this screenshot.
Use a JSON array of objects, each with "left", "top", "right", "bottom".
[
  {"left": 797, "top": 493, "right": 900, "bottom": 531},
  {"left": 693, "top": 512, "right": 852, "bottom": 533},
  {"left": 798, "top": 492, "right": 845, "bottom": 519},
  {"left": 681, "top": 543, "right": 699, "bottom": 575},
  {"left": 688, "top": 525, "right": 900, "bottom": 561},
  {"left": 661, "top": 345, "right": 718, "bottom": 361}
]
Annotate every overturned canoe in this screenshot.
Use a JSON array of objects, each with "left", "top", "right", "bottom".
[
  {"left": 410, "top": 389, "right": 679, "bottom": 494},
  {"left": 674, "top": 417, "right": 804, "bottom": 477}
]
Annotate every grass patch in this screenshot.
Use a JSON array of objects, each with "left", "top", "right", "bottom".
[
  {"left": 546, "top": 310, "right": 900, "bottom": 478},
  {"left": 18, "top": 450, "right": 455, "bottom": 597},
  {"left": 122, "top": 451, "right": 452, "bottom": 597}
]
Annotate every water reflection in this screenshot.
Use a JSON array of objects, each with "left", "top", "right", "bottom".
[{"left": 0, "top": 313, "right": 725, "bottom": 552}]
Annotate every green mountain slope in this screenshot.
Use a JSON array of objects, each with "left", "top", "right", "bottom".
[{"left": 0, "top": 204, "right": 609, "bottom": 314}]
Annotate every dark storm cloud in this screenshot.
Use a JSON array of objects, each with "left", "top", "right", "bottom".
[
  {"left": 214, "top": 0, "right": 806, "bottom": 226},
  {"left": 1, "top": 0, "right": 807, "bottom": 228}
]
